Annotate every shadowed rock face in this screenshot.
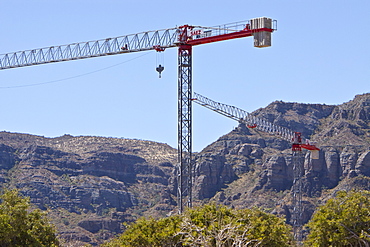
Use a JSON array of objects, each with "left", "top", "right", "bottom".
[
  {"left": 194, "top": 153, "right": 236, "bottom": 199},
  {"left": 0, "top": 93, "right": 370, "bottom": 246},
  {"left": 356, "top": 150, "right": 370, "bottom": 176},
  {"left": 78, "top": 218, "right": 122, "bottom": 234},
  {"left": 195, "top": 128, "right": 370, "bottom": 198}
]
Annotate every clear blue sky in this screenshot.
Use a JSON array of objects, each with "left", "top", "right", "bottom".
[{"left": 0, "top": 1, "right": 369, "bottom": 151}]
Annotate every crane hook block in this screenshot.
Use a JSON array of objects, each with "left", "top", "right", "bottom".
[{"left": 156, "top": 64, "right": 164, "bottom": 78}]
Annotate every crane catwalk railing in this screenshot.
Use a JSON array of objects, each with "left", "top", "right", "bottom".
[
  {"left": 0, "top": 28, "right": 179, "bottom": 70},
  {"left": 193, "top": 92, "right": 295, "bottom": 142}
]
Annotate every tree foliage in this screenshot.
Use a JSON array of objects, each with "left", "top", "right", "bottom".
[
  {"left": 103, "top": 203, "right": 292, "bottom": 247},
  {"left": 304, "top": 190, "right": 370, "bottom": 247},
  {"left": 179, "top": 204, "right": 292, "bottom": 247},
  {"left": 0, "top": 189, "right": 60, "bottom": 247},
  {"left": 103, "top": 215, "right": 183, "bottom": 247}
]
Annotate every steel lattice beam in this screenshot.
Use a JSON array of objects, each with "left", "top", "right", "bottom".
[
  {"left": 192, "top": 92, "right": 295, "bottom": 142},
  {"left": 292, "top": 151, "right": 304, "bottom": 243},
  {"left": 177, "top": 44, "right": 192, "bottom": 213},
  {"left": 0, "top": 28, "right": 179, "bottom": 70},
  {"left": 0, "top": 19, "right": 276, "bottom": 70}
]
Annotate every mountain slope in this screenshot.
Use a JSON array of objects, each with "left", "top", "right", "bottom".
[
  {"left": 194, "top": 93, "right": 370, "bottom": 224},
  {"left": 0, "top": 133, "right": 177, "bottom": 245},
  {"left": 0, "top": 93, "right": 369, "bottom": 246}
]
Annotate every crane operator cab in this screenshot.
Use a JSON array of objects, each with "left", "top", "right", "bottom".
[{"left": 156, "top": 64, "right": 164, "bottom": 78}]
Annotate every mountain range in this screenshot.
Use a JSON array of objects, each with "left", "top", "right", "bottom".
[{"left": 0, "top": 92, "right": 369, "bottom": 246}]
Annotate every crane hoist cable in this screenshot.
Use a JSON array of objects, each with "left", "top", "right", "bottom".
[{"left": 155, "top": 46, "right": 165, "bottom": 78}]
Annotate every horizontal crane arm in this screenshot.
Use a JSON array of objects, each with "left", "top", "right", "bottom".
[
  {"left": 0, "top": 28, "right": 179, "bottom": 70},
  {"left": 0, "top": 18, "right": 276, "bottom": 70}
]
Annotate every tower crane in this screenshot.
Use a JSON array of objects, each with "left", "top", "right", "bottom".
[
  {"left": 0, "top": 17, "right": 276, "bottom": 214},
  {"left": 192, "top": 92, "right": 320, "bottom": 243}
]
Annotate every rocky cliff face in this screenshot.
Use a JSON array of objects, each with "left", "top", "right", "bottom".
[
  {"left": 192, "top": 93, "right": 370, "bottom": 225},
  {"left": 0, "top": 133, "right": 177, "bottom": 245},
  {"left": 0, "top": 93, "right": 370, "bottom": 246}
]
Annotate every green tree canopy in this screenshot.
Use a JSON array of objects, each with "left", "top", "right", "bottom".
[
  {"left": 304, "top": 190, "right": 370, "bottom": 247},
  {"left": 0, "top": 189, "right": 60, "bottom": 247},
  {"left": 103, "top": 203, "right": 292, "bottom": 247}
]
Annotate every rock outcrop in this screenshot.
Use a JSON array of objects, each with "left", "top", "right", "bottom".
[{"left": 192, "top": 93, "right": 370, "bottom": 225}]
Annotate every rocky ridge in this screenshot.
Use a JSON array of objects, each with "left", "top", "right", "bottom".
[
  {"left": 0, "top": 93, "right": 370, "bottom": 246},
  {"left": 194, "top": 93, "right": 370, "bottom": 224},
  {"left": 0, "top": 133, "right": 177, "bottom": 245}
]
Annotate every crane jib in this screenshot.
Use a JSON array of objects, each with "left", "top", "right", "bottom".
[
  {"left": 0, "top": 18, "right": 276, "bottom": 70},
  {"left": 192, "top": 92, "right": 320, "bottom": 152}
]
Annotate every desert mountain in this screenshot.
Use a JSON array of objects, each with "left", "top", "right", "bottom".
[{"left": 0, "top": 93, "right": 369, "bottom": 246}]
